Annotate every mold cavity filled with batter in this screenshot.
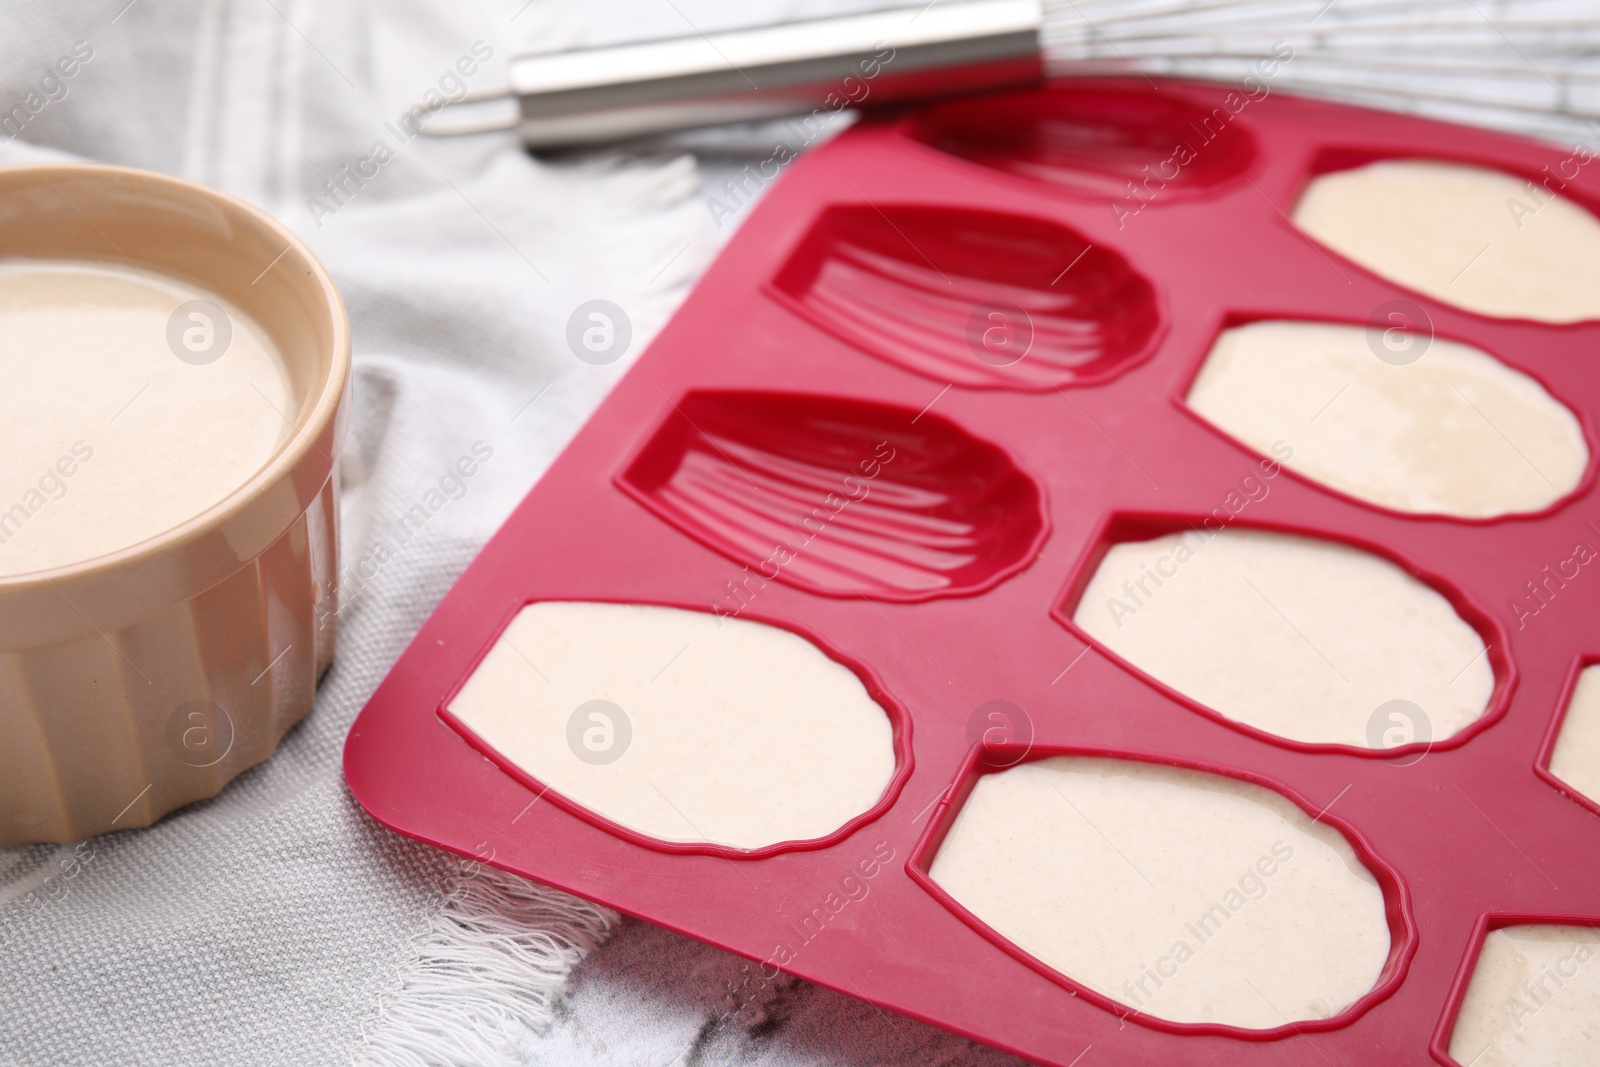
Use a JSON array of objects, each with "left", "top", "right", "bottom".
[
  {"left": 1449, "top": 924, "right": 1600, "bottom": 1066},
  {"left": 928, "top": 757, "right": 1392, "bottom": 1029},
  {"left": 1550, "top": 665, "right": 1600, "bottom": 807},
  {"left": 446, "top": 602, "right": 897, "bottom": 850},
  {"left": 1073, "top": 528, "right": 1494, "bottom": 748},
  {"left": 1293, "top": 159, "right": 1600, "bottom": 323},
  {"left": 1188, "top": 320, "right": 1587, "bottom": 518}
]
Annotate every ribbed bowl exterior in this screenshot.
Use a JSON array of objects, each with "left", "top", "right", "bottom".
[{"left": 0, "top": 477, "right": 339, "bottom": 844}]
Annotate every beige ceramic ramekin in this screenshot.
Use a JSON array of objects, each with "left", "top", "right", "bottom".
[{"left": 0, "top": 164, "right": 349, "bottom": 845}]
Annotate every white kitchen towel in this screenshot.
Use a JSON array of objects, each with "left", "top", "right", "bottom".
[{"left": 0, "top": 1, "right": 1593, "bottom": 1066}]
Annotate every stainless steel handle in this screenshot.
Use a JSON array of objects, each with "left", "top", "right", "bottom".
[{"left": 430, "top": 0, "right": 1042, "bottom": 147}]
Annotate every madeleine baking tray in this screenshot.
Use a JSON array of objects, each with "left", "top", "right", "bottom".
[{"left": 345, "top": 78, "right": 1600, "bottom": 1065}]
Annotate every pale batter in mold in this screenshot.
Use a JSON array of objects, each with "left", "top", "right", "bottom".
[
  {"left": 446, "top": 601, "right": 897, "bottom": 850},
  {"left": 1188, "top": 320, "right": 1586, "bottom": 518},
  {"left": 1293, "top": 159, "right": 1600, "bottom": 323},
  {"left": 0, "top": 259, "right": 291, "bottom": 576},
  {"left": 928, "top": 757, "right": 1392, "bottom": 1029},
  {"left": 1550, "top": 665, "right": 1600, "bottom": 808},
  {"left": 1449, "top": 923, "right": 1600, "bottom": 1067},
  {"left": 1074, "top": 529, "right": 1494, "bottom": 747}
]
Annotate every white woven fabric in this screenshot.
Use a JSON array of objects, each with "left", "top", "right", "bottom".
[{"left": 0, "top": 1, "right": 1588, "bottom": 1065}]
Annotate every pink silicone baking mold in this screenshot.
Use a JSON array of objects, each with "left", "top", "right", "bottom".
[{"left": 346, "top": 79, "right": 1600, "bottom": 1066}]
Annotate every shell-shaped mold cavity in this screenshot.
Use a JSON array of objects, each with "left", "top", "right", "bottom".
[
  {"left": 1293, "top": 158, "right": 1600, "bottom": 323},
  {"left": 1449, "top": 923, "right": 1600, "bottom": 1066},
  {"left": 773, "top": 205, "right": 1162, "bottom": 390},
  {"left": 1070, "top": 526, "right": 1495, "bottom": 748},
  {"left": 620, "top": 391, "right": 1046, "bottom": 600},
  {"left": 907, "top": 83, "right": 1257, "bottom": 196},
  {"left": 927, "top": 756, "right": 1396, "bottom": 1029},
  {"left": 1187, "top": 319, "right": 1588, "bottom": 518},
  {"left": 445, "top": 601, "right": 899, "bottom": 852}
]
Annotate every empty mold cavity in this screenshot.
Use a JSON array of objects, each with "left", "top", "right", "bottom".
[
  {"left": 1293, "top": 159, "right": 1600, "bottom": 323},
  {"left": 619, "top": 391, "right": 1046, "bottom": 600},
  {"left": 445, "top": 601, "right": 898, "bottom": 851},
  {"left": 1187, "top": 320, "right": 1587, "bottom": 518},
  {"left": 927, "top": 756, "right": 1394, "bottom": 1030},
  {"left": 1070, "top": 526, "right": 1495, "bottom": 748},
  {"left": 1448, "top": 923, "right": 1600, "bottom": 1066},
  {"left": 907, "top": 84, "right": 1256, "bottom": 196},
  {"left": 772, "top": 205, "right": 1161, "bottom": 390},
  {"left": 1549, "top": 665, "right": 1600, "bottom": 807}
]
